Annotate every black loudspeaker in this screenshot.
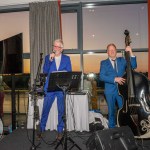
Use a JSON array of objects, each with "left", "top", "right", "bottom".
[{"left": 86, "top": 126, "right": 138, "bottom": 150}]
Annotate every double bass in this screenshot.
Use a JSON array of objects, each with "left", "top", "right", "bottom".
[{"left": 117, "top": 30, "right": 150, "bottom": 138}]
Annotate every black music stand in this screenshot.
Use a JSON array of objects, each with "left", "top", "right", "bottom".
[{"left": 47, "top": 71, "right": 82, "bottom": 150}]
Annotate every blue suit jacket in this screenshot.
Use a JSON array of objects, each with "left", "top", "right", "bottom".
[
  {"left": 99, "top": 57, "right": 137, "bottom": 95},
  {"left": 43, "top": 54, "right": 72, "bottom": 92}
]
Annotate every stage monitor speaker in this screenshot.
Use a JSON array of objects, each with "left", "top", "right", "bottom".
[{"left": 86, "top": 126, "right": 138, "bottom": 150}]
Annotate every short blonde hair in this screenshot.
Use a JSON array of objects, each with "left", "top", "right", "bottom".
[
  {"left": 107, "top": 43, "right": 117, "bottom": 51},
  {"left": 54, "top": 39, "right": 64, "bottom": 48}
]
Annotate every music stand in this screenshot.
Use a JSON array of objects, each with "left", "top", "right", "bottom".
[{"left": 47, "top": 71, "right": 82, "bottom": 150}]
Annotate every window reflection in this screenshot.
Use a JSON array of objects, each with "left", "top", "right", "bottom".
[
  {"left": 134, "top": 52, "right": 148, "bottom": 73},
  {"left": 66, "top": 54, "right": 80, "bottom": 71},
  {"left": 83, "top": 4, "right": 148, "bottom": 50},
  {"left": 62, "top": 13, "right": 77, "bottom": 49},
  {"left": 23, "top": 59, "right": 30, "bottom": 73},
  {"left": 83, "top": 52, "right": 148, "bottom": 74},
  {"left": 83, "top": 53, "right": 107, "bottom": 73}
]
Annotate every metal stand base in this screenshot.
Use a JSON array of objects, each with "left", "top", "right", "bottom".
[
  {"left": 55, "top": 134, "right": 82, "bottom": 150},
  {"left": 30, "top": 143, "right": 41, "bottom": 150}
]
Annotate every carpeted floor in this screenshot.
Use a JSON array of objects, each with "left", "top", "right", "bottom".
[
  {"left": 0, "top": 127, "right": 150, "bottom": 150},
  {"left": 0, "top": 128, "right": 90, "bottom": 150}
]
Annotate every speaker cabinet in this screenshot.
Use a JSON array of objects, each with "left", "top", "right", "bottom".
[{"left": 86, "top": 126, "right": 138, "bottom": 150}]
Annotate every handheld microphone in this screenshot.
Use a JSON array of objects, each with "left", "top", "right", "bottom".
[
  {"left": 52, "top": 50, "right": 56, "bottom": 54},
  {"left": 50, "top": 50, "right": 55, "bottom": 61}
]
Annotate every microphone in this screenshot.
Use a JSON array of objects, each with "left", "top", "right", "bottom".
[
  {"left": 52, "top": 50, "right": 56, "bottom": 53},
  {"left": 50, "top": 50, "right": 55, "bottom": 61}
]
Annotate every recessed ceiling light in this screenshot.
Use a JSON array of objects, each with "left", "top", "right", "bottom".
[
  {"left": 92, "top": 34, "right": 95, "bottom": 38},
  {"left": 85, "top": 3, "right": 95, "bottom": 8},
  {"left": 86, "top": 3, "right": 95, "bottom": 6},
  {"left": 88, "top": 52, "right": 94, "bottom": 54}
]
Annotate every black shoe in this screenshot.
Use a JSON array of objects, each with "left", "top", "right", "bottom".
[
  {"left": 56, "top": 132, "right": 63, "bottom": 141},
  {"left": 36, "top": 132, "right": 42, "bottom": 140}
]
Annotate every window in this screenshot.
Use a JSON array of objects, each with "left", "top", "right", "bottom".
[
  {"left": 62, "top": 13, "right": 77, "bottom": 49},
  {"left": 66, "top": 54, "right": 80, "bottom": 71},
  {"left": 83, "top": 3, "right": 148, "bottom": 50}
]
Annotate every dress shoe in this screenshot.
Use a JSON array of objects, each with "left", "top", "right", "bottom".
[
  {"left": 56, "top": 132, "right": 63, "bottom": 140},
  {"left": 36, "top": 132, "right": 42, "bottom": 140}
]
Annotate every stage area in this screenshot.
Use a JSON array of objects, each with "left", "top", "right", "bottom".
[{"left": 0, "top": 127, "right": 150, "bottom": 150}]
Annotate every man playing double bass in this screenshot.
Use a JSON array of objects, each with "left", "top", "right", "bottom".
[{"left": 99, "top": 43, "right": 137, "bottom": 128}]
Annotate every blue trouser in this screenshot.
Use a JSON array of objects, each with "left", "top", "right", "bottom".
[
  {"left": 105, "top": 93, "right": 123, "bottom": 128},
  {"left": 40, "top": 91, "right": 64, "bottom": 133}
]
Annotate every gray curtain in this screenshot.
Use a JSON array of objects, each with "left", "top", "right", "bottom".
[{"left": 29, "top": 1, "right": 61, "bottom": 84}]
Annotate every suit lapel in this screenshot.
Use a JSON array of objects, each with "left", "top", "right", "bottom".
[
  {"left": 114, "top": 58, "right": 118, "bottom": 76},
  {"left": 116, "top": 58, "right": 121, "bottom": 73},
  {"left": 52, "top": 59, "right": 57, "bottom": 71}
]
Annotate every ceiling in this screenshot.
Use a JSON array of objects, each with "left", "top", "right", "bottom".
[
  {"left": 0, "top": 0, "right": 147, "bottom": 7},
  {"left": 0, "top": 0, "right": 98, "bottom": 7}
]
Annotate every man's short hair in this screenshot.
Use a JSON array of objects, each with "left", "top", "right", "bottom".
[
  {"left": 107, "top": 43, "right": 117, "bottom": 51},
  {"left": 54, "top": 39, "right": 64, "bottom": 48}
]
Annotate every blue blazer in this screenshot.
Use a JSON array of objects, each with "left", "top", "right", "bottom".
[
  {"left": 99, "top": 57, "right": 137, "bottom": 95},
  {"left": 43, "top": 54, "right": 72, "bottom": 92}
]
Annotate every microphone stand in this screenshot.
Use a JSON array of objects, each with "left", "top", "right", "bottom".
[{"left": 30, "top": 53, "right": 44, "bottom": 150}]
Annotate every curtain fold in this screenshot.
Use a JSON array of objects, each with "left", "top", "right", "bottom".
[
  {"left": 148, "top": 0, "right": 150, "bottom": 79},
  {"left": 29, "top": 1, "right": 61, "bottom": 84}
]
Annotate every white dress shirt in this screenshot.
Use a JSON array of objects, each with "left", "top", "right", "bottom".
[
  {"left": 109, "top": 57, "right": 117, "bottom": 70},
  {"left": 55, "top": 54, "right": 61, "bottom": 70}
]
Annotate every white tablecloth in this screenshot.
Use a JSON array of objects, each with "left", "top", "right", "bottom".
[{"left": 27, "top": 94, "right": 89, "bottom": 132}]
